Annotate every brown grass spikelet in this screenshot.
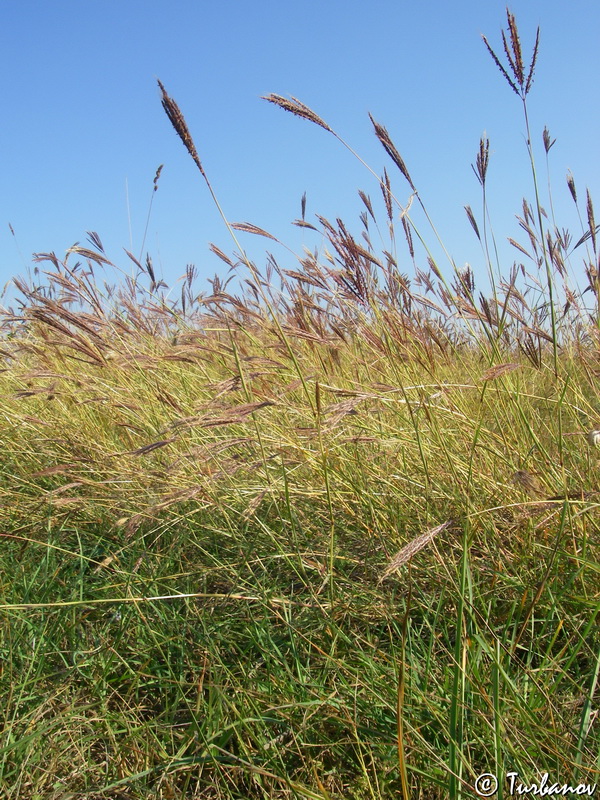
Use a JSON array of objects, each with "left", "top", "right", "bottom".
[
  {"left": 381, "top": 168, "right": 394, "bottom": 223},
  {"left": 473, "top": 135, "right": 490, "bottom": 186},
  {"left": 566, "top": 171, "right": 577, "bottom": 204},
  {"left": 379, "top": 520, "right": 453, "bottom": 583},
  {"left": 153, "top": 164, "right": 164, "bottom": 191},
  {"left": 358, "top": 190, "right": 375, "bottom": 222},
  {"left": 86, "top": 230, "right": 105, "bottom": 254},
  {"left": 464, "top": 205, "right": 480, "bottom": 241},
  {"left": 586, "top": 189, "right": 597, "bottom": 253},
  {"left": 157, "top": 79, "right": 205, "bottom": 177},
  {"left": 401, "top": 215, "right": 414, "bottom": 258},
  {"left": 504, "top": 9, "right": 525, "bottom": 87},
  {"left": 30, "top": 463, "right": 77, "bottom": 478},
  {"left": 482, "top": 34, "right": 520, "bottom": 96},
  {"left": 292, "top": 219, "right": 318, "bottom": 231},
  {"left": 369, "top": 114, "right": 415, "bottom": 191},
  {"left": 542, "top": 126, "right": 555, "bottom": 154},
  {"left": 209, "top": 243, "right": 235, "bottom": 267},
  {"left": 125, "top": 438, "right": 177, "bottom": 457},
  {"left": 261, "top": 94, "right": 333, "bottom": 133},
  {"left": 230, "top": 222, "right": 278, "bottom": 241},
  {"left": 66, "top": 245, "right": 114, "bottom": 268},
  {"left": 525, "top": 26, "right": 540, "bottom": 95},
  {"left": 482, "top": 9, "right": 539, "bottom": 99},
  {"left": 481, "top": 362, "right": 520, "bottom": 381},
  {"left": 508, "top": 237, "right": 533, "bottom": 260},
  {"left": 427, "top": 256, "right": 443, "bottom": 281}
]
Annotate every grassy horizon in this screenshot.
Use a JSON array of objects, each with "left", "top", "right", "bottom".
[{"left": 1, "top": 11, "right": 599, "bottom": 799}]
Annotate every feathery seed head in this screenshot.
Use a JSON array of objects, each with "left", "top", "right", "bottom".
[
  {"left": 482, "top": 9, "right": 539, "bottom": 99},
  {"left": 369, "top": 114, "right": 415, "bottom": 191},
  {"left": 261, "top": 94, "right": 333, "bottom": 133},
  {"left": 157, "top": 79, "right": 205, "bottom": 177}
]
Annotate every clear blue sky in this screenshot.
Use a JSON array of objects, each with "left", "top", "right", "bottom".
[{"left": 1, "top": 0, "right": 599, "bottom": 309}]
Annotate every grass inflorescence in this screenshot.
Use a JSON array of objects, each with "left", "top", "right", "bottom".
[{"left": 0, "top": 10, "right": 599, "bottom": 799}]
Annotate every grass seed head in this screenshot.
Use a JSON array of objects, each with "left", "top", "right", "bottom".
[
  {"left": 586, "top": 189, "right": 597, "bottom": 253},
  {"left": 157, "top": 79, "right": 205, "bottom": 177},
  {"left": 261, "top": 94, "right": 333, "bottom": 133},
  {"left": 482, "top": 9, "right": 539, "bottom": 99},
  {"left": 369, "top": 114, "right": 415, "bottom": 191}
]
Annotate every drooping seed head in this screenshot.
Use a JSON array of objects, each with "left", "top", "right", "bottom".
[
  {"left": 369, "top": 114, "right": 415, "bottom": 191},
  {"left": 261, "top": 94, "right": 333, "bottom": 133},
  {"left": 157, "top": 80, "right": 205, "bottom": 177}
]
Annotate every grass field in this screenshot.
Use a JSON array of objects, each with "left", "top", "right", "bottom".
[{"left": 1, "top": 12, "right": 599, "bottom": 799}]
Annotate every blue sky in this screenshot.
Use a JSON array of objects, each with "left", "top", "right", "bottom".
[{"left": 1, "top": 1, "right": 599, "bottom": 309}]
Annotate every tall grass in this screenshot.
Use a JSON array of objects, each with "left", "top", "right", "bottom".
[{"left": 1, "top": 10, "right": 599, "bottom": 799}]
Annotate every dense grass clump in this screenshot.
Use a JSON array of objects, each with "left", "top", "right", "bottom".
[{"left": 0, "top": 11, "right": 599, "bottom": 799}]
